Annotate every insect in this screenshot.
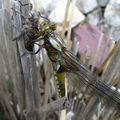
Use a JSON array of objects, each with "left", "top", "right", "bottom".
[
  {"left": 12, "top": 2, "right": 66, "bottom": 97},
  {"left": 13, "top": 3, "right": 120, "bottom": 116}
]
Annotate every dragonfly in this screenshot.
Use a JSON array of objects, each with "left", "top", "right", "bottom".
[{"left": 13, "top": 6, "right": 120, "bottom": 117}]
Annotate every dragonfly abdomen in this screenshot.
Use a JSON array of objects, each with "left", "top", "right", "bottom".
[{"left": 55, "top": 72, "right": 65, "bottom": 97}]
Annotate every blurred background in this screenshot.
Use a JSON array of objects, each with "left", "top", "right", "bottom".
[{"left": 0, "top": 0, "right": 120, "bottom": 120}]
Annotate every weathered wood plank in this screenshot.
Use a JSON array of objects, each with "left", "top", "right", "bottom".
[{"left": 12, "top": 0, "right": 43, "bottom": 119}]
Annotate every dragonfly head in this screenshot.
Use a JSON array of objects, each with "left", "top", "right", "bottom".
[{"left": 39, "top": 21, "right": 56, "bottom": 35}]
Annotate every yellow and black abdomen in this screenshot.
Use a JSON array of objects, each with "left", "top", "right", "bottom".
[
  {"left": 55, "top": 71, "right": 65, "bottom": 97},
  {"left": 44, "top": 43, "right": 65, "bottom": 97}
]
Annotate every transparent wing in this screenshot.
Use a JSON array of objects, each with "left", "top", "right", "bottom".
[{"left": 60, "top": 49, "right": 120, "bottom": 112}]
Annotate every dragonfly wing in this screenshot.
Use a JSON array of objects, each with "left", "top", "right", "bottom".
[{"left": 60, "top": 49, "right": 120, "bottom": 111}]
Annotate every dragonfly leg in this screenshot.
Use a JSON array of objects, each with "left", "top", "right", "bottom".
[
  {"left": 38, "top": 12, "right": 50, "bottom": 23},
  {"left": 31, "top": 37, "right": 44, "bottom": 43},
  {"left": 33, "top": 43, "right": 43, "bottom": 54},
  {"left": 21, "top": 42, "right": 42, "bottom": 56},
  {"left": 18, "top": 0, "right": 31, "bottom": 7}
]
